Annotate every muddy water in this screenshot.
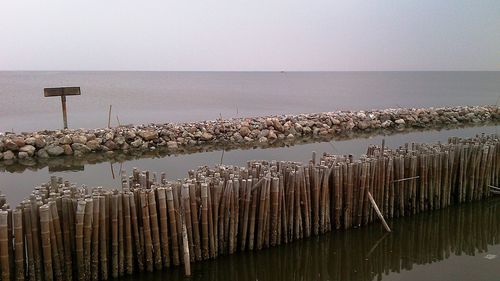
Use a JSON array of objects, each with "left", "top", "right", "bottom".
[{"left": 118, "top": 198, "right": 500, "bottom": 281}]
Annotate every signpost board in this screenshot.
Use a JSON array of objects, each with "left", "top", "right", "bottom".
[{"left": 43, "top": 87, "right": 81, "bottom": 129}]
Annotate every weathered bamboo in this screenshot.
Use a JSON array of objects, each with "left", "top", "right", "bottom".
[
  {"left": 13, "top": 208, "right": 24, "bottom": 281},
  {"left": 39, "top": 205, "right": 53, "bottom": 281},
  {"left": 0, "top": 210, "right": 10, "bottom": 281},
  {"left": 165, "top": 187, "right": 180, "bottom": 266},
  {"left": 180, "top": 186, "right": 191, "bottom": 276},
  {"left": 156, "top": 188, "right": 170, "bottom": 268},
  {"left": 147, "top": 190, "right": 162, "bottom": 270}
]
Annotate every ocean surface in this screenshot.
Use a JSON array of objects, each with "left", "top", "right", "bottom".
[
  {"left": 1, "top": 71, "right": 500, "bottom": 281},
  {"left": 0, "top": 71, "right": 499, "bottom": 132}
]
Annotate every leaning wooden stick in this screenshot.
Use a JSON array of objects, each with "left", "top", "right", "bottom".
[{"left": 367, "top": 191, "right": 391, "bottom": 232}]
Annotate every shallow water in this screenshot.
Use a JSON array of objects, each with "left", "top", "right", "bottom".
[
  {"left": 0, "top": 124, "right": 497, "bottom": 206},
  {"left": 0, "top": 71, "right": 499, "bottom": 132},
  {"left": 119, "top": 198, "right": 500, "bottom": 281}
]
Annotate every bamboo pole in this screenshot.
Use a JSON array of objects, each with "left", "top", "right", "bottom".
[
  {"left": 367, "top": 192, "right": 391, "bottom": 232},
  {"left": 0, "top": 210, "right": 10, "bottom": 281}
]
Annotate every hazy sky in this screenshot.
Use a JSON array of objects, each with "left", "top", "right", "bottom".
[{"left": 1, "top": 0, "right": 499, "bottom": 71}]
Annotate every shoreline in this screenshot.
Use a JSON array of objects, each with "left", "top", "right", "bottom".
[{"left": 1, "top": 105, "right": 498, "bottom": 163}]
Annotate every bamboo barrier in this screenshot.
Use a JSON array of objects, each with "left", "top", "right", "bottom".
[{"left": 0, "top": 134, "right": 498, "bottom": 280}]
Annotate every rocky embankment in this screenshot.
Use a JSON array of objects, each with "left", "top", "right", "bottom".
[{"left": 1, "top": 105, "right": 498, "bottom": 162}]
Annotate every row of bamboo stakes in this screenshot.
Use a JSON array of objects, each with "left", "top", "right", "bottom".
[{"left": 0, "top": 134, "right": 498, "bottom": 281}]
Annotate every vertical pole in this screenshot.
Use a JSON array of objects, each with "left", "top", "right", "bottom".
[{"left": 61, "top": 95, "right": 68, "bottom": 129}]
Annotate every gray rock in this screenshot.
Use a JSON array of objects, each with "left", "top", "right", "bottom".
[
  {"left": 46, "top": 145, "right": 65, "bottom": 157},
  {"left": 18, "top": 151, "right": 29, "bottom": 159},
  {"left": 19, "top": 145, "right": 36, "bottom": 156},
  {"left": 3, "top": 150, "right": 15, "bottom": 160},
  {"left": 72, "top": 135, "right": 87, "bottom": 144},
  {"left": 139, "top": 130, "right": 158, "bottom": 141},
  {"left": 71, "top": 143, "right": 91, "bottom": 153},
  {"left": 34, "top": 137, "right": 46, "bottom": 148},
  {"left": 37, "top": 149, "right": 49, "bottom": 158},
  {"left": 258, "top": 136, "right": 268, "bottom": 143},
  {"left": 60, "top": 135, "right": 72, "bottom": 145},
  {"left": 25, "top": 137, "right": 36, "bottom": 146},
  {"left": 131, "top": 139, "right": 143, "bottom": 148},
  {"left": 86, "top": 140, "right": 101, "bottom": 150}
]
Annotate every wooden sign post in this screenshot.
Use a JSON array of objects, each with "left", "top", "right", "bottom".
[{"left": 44, "top": 87, "right": 81, "bottom": 129}]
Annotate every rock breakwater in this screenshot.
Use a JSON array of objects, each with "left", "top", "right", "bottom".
[{"left": 1, "top": 105, "right": 498, "bottom": 162}]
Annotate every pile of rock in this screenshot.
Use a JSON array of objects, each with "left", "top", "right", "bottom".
[{"left": 1, "top": 105, "right": 498, "bottom": 161}]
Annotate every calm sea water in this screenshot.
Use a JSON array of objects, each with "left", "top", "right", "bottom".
[
  {"left": 0, "top": 71, "right": 499, "bottom": 132},
  {"left": 1, "top": 71, "right": 499, "bottom": 281}
]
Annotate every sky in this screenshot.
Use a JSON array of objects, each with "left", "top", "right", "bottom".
[{"left": 0, "top": 0, "right": 499, "bottom": 71}]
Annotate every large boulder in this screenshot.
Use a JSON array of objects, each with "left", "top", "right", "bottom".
[{"left": 46, "top": 145, "right": 65, "bottom": 157}]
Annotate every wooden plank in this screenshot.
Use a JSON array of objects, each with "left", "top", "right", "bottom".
[{"left": 44, "top": 87, "right": 81, "bottom": 97}]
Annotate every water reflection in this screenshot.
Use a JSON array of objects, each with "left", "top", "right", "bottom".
[
  {"left": 119, "top": 199, "right": 500, "bottom": 281},
  {"left": 1, "top": 122, "right": 498, "bottom": 174}
]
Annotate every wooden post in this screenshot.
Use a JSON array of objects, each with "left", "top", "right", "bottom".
[{"left": 44, "top": 87, "right": 81, "bottom": 129}]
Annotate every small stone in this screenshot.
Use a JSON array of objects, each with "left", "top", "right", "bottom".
[
  {"left": 287, "top": 134, "right": 295, "bottom": 139},
  {"left": 19, "top": 145, "right": 36, "bottom": 156},
  {"left": 395, "top": 119, "right": 405, "bottom": 125},
  {"left": 46, "top": 145, "right": 65, "bottom": 157},
  {"left": 258, "top": 136, "right": 268, "bottom": 143},
  {"left": 3, "top": 150, "right": 15, "bottom": 160}
]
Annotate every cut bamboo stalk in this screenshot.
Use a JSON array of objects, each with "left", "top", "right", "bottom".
[
  {"left": 367, "top": 192, "right": 391, "bottom": 232},
  {"left": 147, "top": 190, "right": 162, "bottom": 270},
  {"left": 156, "top": 188, "right": 170, "bottom": 268},
  {"left": 13, "top": 208, "right": 24, "bottom": 281},
  {"left": 75, "top": 200, "right": 86, "bottom": 281},
  {"left": 139, "top": 192, "right": 153, "bottom": 272},
  {"left": 201, "top": 183, "right": 210, "bottom": 259},
  {"left": 0, "top": 210, "right": 11, "bottom": 281},
  {"left": 98, "top": 195, "right": 108, "bottom": 280},
  {"left": 166, "top": 187, "right": 180, "bottom": 266},
  {"left": 180, "top": 186, "right": 191, "bottom": 277}
]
